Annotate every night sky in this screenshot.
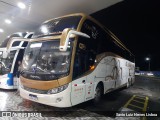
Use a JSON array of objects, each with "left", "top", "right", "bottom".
[{"left": 91, "top": 0, "right": 160, "bottom": 71}]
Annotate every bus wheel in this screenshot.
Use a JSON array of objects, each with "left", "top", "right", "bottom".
[
  {"left": 126, "top": 79, "right": 130, "bottom": 88},
  {"left": 93, "top": 84, "right": 103, "bottom": 104},
  {"left": 131, "top": 78, "right": 134, "bottom": 86}
]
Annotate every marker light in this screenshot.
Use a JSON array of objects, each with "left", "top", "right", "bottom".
[
  {"left": 17, "top": 2, "right": 26, "bottom": 9},
  {"left": 5, "top": 19, "right": 12, "bottom": 24},
  {"left": 90, "top": 65, "right": 95, "bottom": 70}
]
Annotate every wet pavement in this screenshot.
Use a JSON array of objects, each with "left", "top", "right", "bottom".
[{"left": 0, "top": 76, "right": 160, "bottom": 120}]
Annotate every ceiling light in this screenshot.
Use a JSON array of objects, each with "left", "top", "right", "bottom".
[
  {"left": 0, "top": 28, "right": 4, "bottom": 33},
  {"left": 17, "top": 2, "right": 26, "bottom": 9},
  {"left": 5, "top": 19, "right": 12, "bottom": 24},
  {"left": 0, "top": 29, "right": 4, "bottom": 33},
  {"left": 41, "top": 26, "right": 48, "bottom": 34}
]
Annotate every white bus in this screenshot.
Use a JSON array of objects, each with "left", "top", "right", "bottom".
[
  {"left": 0, "top": 32, "right": 33, "bottom": 89},
  {"left": 8, "top": 13, "right": 134, "bottom": 107}
]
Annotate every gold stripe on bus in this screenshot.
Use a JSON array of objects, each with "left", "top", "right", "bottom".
[
  {"left": 64, "top": 38, "right": 77, "bottom": 84},
  {"left": 77, "top": 14, "right": 87, "bottom": 31},
  {"left": 44, "top": 13, "right": 86, "bottom": 24},
  {"left": 58, "top": 75, "right": 72, "bottom": 86},
  {"left": 20, "top": 76, "right": 59, "bottom": 90},
  {"left": 20, "top": 75, "right": 72, "bottom": 90}
]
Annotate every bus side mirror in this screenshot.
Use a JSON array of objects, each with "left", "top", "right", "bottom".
[
  {"left": 0, "top": 48, "right": 8, "bottom": 58},
  {"left": 59, "top": 28, "right": 90, "bottom": 51},
  {"left": 3, "top": 51, "right": 8, "bottom": 58},
  {"left": 6, "top": 38, "right": 30, "bottom": 56}
]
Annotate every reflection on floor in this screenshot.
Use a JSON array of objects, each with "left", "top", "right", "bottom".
[
  {"left": 0, "top": 89, "right": 38, "bottom": 111},
  {"left": 0, "top": 89, "right": 111, "bottom": 120}
]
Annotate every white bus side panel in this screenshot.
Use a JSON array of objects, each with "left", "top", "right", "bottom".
[
  {"left": 71, "top": 76, "right": 86, "bottom": 106},
  {"left": 93, "top": 56, "right": 134, "bottom": 94}
]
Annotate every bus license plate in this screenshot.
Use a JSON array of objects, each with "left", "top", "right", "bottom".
[{"left": 29, "top": 94, "right": 38, "bottom": 101}]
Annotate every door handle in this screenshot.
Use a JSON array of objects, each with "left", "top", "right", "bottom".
[{"left": 82, "top": 80, "right": 86, "bottom": 84}]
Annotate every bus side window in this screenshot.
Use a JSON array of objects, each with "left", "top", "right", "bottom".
[
  {"left": 13, "top": 49, "right": 24, "bottom": 76},
  {"left": 73, "top": 49, "right": 85, "bottom": 79},
  {"left": 73, "top": 42, "right": 96, "bottom": 80},
  {"left": 88, "top": 49, "right": 96, "bottom": 66}
]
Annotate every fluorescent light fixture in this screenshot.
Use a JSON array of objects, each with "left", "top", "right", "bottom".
[
  {"left": 5, "top": 19, "right": 12, "bottom": 24},
  {"left": 17, "top": 2, "right": 26, "bottom": 9},
  {"left": 0, "top": 28, "right": 4, "bottom": 33}
]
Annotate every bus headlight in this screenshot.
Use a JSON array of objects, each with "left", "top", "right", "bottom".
[{"left": 47, "top": 84, "right": 69, "bottom": 94}]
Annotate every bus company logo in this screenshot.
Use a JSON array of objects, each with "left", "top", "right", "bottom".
[{"left": 30, "top": 75, "right": 41, "bottom": 79}]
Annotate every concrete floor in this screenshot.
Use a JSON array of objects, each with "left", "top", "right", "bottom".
[{"left": 0, "top": 76, "right": 160, "bottom": 120}]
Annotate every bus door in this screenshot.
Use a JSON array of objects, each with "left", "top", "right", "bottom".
[
  {"left": 71, "top": 75, "right": 94, "bottom": 104},
  {"left": 84, "top": 51, "right": 96, "bottom": 101},
  {"left": 71, "top": 76, "right": 86, "bottom": 106},
  {"left": 71, "top": 44, "right": 96, "bottom": 105},
  {"left": 71, "top": 50, "right": 87, "bottom": 106}
]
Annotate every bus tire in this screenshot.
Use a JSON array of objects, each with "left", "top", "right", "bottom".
[
  {"left": 131, "top": 78, "right": 134, "bottom": 86},
  {"left": 93, "top": 83, "right": 103, "bottom": 104},
  {"left": 126, "top": 79, "right": 130, "bottom": 88}
]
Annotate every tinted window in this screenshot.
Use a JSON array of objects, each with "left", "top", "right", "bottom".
[
  {"left": 22, "top": 40, "right": 73, "bottom": 80},
  {"left": 0, "top": 51, "right": 16, "bottom": 75},
  {"left": 80, "top": 19, "right": 134, "bottom": 62},
  {"left": 73, "top": 39, "right": 96, "bottom": 79},
  {"left": 32, "top": 16, "right": 82, "bottom": 38}
]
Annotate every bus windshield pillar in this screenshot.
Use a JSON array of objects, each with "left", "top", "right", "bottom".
[{"left": 59, "top": 28, "right": 90, "bottom": 51}]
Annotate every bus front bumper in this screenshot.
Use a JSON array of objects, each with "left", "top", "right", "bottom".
[{"left": 19, "top": 84, "right": 72, "bottom": 108}]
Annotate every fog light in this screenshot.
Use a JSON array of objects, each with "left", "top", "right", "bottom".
[{"left": 56, "top": 97, "right": 63, "bottom": 103}]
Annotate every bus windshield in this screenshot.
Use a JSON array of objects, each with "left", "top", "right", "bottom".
[
  {"left": 22, "top": 40, "right": 72, "bottom": 79},
  {"left": 0, "top": 51, "right": 16, "bottom": 75},
  {"left": 32, "top": 16, "right": 82, "bottom": 38}
]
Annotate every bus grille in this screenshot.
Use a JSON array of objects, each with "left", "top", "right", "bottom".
[{"left": 23, "top": 86, "right": 48, "bottom": 94}]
